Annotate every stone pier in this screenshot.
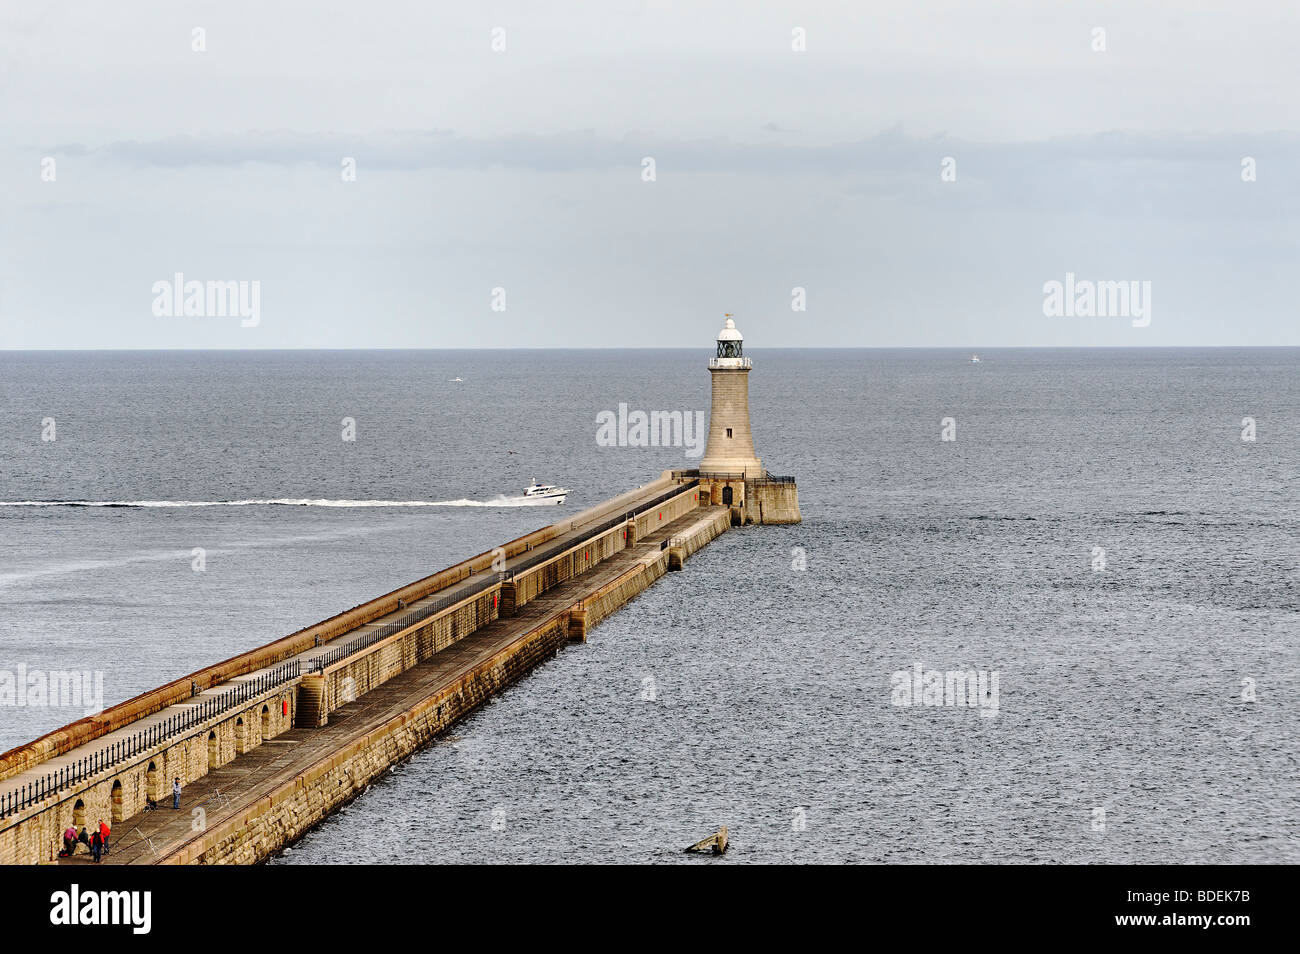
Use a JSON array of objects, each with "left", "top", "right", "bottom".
[{"left": 0, "top": 470, "right": 796, "bottom": 865}]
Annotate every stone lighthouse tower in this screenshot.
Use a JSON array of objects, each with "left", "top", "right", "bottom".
[
  {"left": 699, "top": 316, "right": 764, "bottom": 479},
  {"left": 693, "top": 315, "right": 801, "bottom": 523}
]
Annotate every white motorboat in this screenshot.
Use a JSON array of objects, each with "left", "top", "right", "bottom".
[{"left": 523, "top": 481, "right": 568, "bottom": 504}]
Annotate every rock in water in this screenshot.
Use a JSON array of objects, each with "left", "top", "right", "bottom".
[{"left": 685, "top": 826, "right": 728, "bottom": 855}]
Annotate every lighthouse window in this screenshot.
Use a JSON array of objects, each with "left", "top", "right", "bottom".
[{"left": 726, "top": 428, "right": 733, "bottom": 438}]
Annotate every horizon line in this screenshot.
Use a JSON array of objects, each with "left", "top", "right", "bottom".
[{"left": 4, "top": 344, "right": 1300, "bottom": 353}]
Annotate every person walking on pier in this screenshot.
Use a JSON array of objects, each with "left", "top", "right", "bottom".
[
  {"left": 98, "top": 818, "right": 110, "bottom": 855},
  {"left": 62, "top": 825, "right": 77, "bottom": 857},
  {"left": 90, "top": 827, "right": 103, "bottom": 863},
  {"left": 172, "top": 777, "right": 182, "bottom": 810}
]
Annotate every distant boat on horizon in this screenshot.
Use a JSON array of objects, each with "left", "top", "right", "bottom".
[
  {"left": 970, "top": 355, "right": 981, "bottom": 363},
  {"left": 450, "top": 376, "right": 464, "bottom": 382}
]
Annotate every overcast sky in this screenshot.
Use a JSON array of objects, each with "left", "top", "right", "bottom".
[{"left": 1, "top": 0, "right": 1297, "bottom": 349}]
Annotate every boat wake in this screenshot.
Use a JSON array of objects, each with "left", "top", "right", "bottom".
[{"left": 0, "top": 495, "right": 563, "bottom": 509}]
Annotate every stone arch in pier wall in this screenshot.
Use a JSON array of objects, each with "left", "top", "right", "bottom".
[
  {"left": 207, "top": 732, "right": 218, "bottom": 771},
  {"left": 235, "top": 717, "right": 245, "bottom": 754},
  {"left": 0, "top": 692, "right": 306, "bottom": 865},
  {"left": 261, "top": 705, "right": 270, "bottom": 740}
]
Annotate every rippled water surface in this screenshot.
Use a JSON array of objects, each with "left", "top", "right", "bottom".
[{"left": 1, "top": 349, "right": 1296, "bottom": 862}]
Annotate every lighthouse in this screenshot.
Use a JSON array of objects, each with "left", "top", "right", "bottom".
[
  {"left": 699, "top": 316, "right": 764, "bottom": 479},
  {"left": 690, "top": 316, "right": 799, "bottom": 524}
]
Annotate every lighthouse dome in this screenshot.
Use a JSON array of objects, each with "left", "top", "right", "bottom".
[{"left": 717, "top": 317, "right": 743, "bottom": 341}]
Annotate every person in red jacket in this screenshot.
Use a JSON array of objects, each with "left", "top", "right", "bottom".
[{"left": 98, "top": 818, "right": 111, "bottom": 856}]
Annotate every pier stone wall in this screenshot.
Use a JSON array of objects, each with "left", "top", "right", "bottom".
[
  {"left": 318, "top": 589, "right": 500, "bottom": 719},
  {"left": 0, "top": 684, "right": 295, "bottom": 865},
  {"left": 744, "top": 482, "right": 802, "bottom": 524},
  {"left": 685, "top": 475, "right": 800, "bottom": 525},
  {"left": 667, "top": 506, "right": 732, "bottom": 568},
  {"left": 633, "top": 485, "right": 704, "bottom": 539},
  {"left": 509, "top": 521, "right": 628, "bottom": 610}
]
